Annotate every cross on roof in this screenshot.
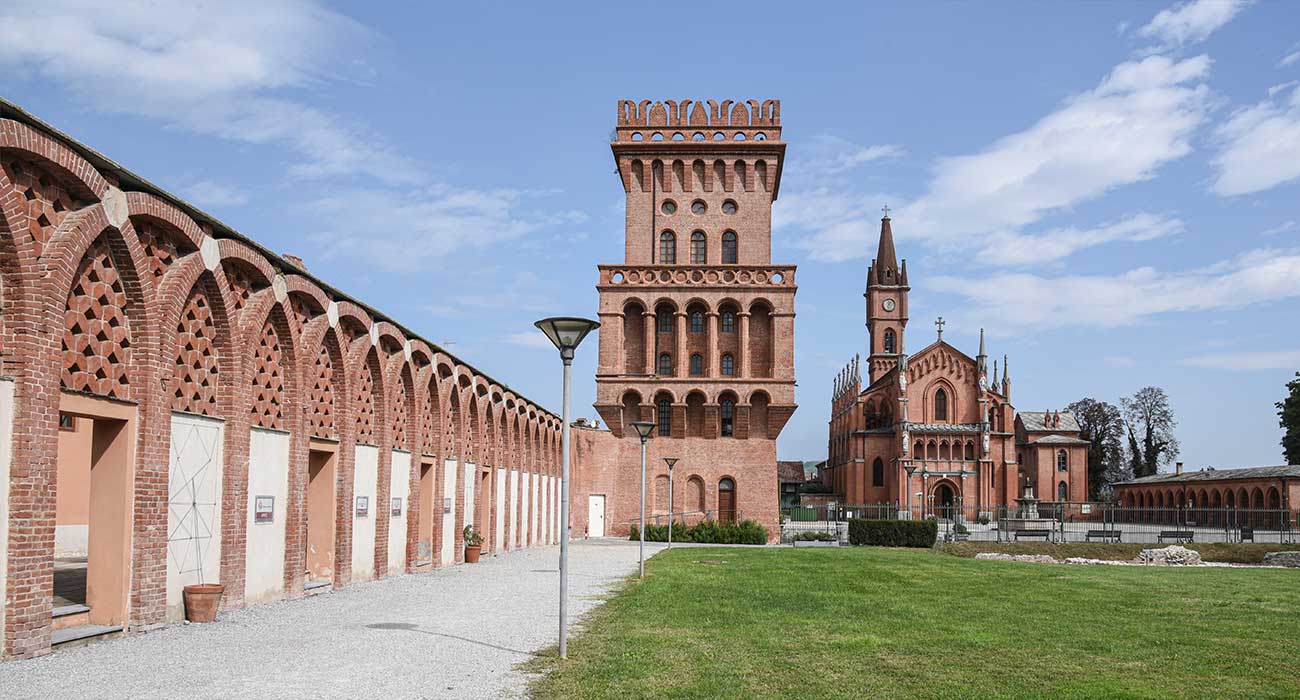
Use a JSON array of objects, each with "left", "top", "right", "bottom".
[
  {"left": 882, "top": 204, "right": 891, "bottom": 218},
  {"left": 935, "top": 316, "right": 945, "bottom": 340}
]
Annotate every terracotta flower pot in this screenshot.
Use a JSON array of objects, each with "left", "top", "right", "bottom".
[
  {"left": 183, "top": 583, "right": 224, "bottom": 623},
  {"left": 465, "top": 545, "right": 481, "bottom": 563}
]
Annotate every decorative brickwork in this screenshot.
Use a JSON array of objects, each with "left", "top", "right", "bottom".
[
  {"left": 170, "top": 286, "right": 219, "bottom": 415},
  {"left": 250, "top": 319, "right": 284, "bottom": 429},
  {"left": 390, "top": 377, "right": 408, "bottom": 448},
  {"left": 134, "top": 218, "right": 189, "bottom": 285},
  {"left": 308, "top": 344, "right": 336, "bottom": 439},
  {"left": 354, "top": 360, "right": 376, "bottom": 444},
  {"left": 289, "top": 292, "right": 321, "bottom": 335},
  {"left": 61, "top": 236, "right": 132, "bottom": 398},
  {"left": 0, "top": 154, "right": 78, "bottom": 257},
  {"left": 421, "top": 384, "right": 439, "bottom": 455},
  {"left": 224, "top": 261, "right": 264, "bottom": 316}
]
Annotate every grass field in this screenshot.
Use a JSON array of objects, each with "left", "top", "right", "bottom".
[
  {"left": 936, "top": 541, "right": 1300, "bottom": 563},
  {"left": 528, "top": 547, "right": 1300, "bottom": 700}
]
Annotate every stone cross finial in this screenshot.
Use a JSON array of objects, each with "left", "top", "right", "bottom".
[
  {"left": 882, "top": 204, "right": 891, "bottom": 218},
  {"left": 935, "top": 316, "right": 945, "bottom": 341}
]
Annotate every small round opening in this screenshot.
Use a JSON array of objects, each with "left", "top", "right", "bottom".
[
  {"left": 661, "top": 200, "right": 677, "bottom": 215},
  {"left": 691, "top": 200, "right": 707, "bottom": 215},
  {"left": 722, "top": 200, "right": 738, "bottom": 215}
]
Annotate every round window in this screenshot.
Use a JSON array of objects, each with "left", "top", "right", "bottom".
[
  {"left": 661, "top": 200, "right": 677, "bottom": 215},
  {"left": 722, "top": 200, "right": 738, "bottom": 215},
  {"left": 691, "top": 200, "right": 707, "bottom": 215}
]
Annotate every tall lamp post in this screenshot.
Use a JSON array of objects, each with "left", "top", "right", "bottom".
[
  {"left": 904, "top": 465, "right": 917, "bottom": 520},
  {"left": 664, "top": 457, "right": 678, "bottom": 548},
  {"left": 630, "top": 421, "right": 656, "bottom": 578},
  {"left": 534, "top": 316, "right": 599, "bottom": 660}
]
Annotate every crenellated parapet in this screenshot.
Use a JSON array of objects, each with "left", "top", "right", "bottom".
[{"left": 614, "top": 99, "right": 782, "bottom": 144}]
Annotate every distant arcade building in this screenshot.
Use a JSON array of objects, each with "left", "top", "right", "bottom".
[
  {"left": 578, "top": 98, "right": 798, "bottom": 539},
  {"left": 823, "top": 216, "right": 1089, "bottom": 518}
]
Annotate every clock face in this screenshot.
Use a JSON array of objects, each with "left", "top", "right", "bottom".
[{"left": 882, "top": 298, "right": 896, "bottom": 312}]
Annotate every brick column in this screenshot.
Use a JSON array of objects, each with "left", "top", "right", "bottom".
[
  {"left": 707, "top": 311, "right": 719, "bottom": 376},
  {"left": 738, "top": 311, "right": 751, "bottom": 378},
  {"left": 643, "top": 311, "right": 655, "bottom": 374},
  {"left": 675, "top": 311, "right": 687, "bottom": 377}
]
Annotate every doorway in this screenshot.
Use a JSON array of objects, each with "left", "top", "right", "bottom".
[
  {"left": 305, "top": 443, "right": 337, "bottom": 587},
  {"left": 587, "top": 495, "right": 606, "bottom": 537},
  {"left": 718, "top": 478, "right": 736, "bottom": 523},
  {"left": 478, "top": 469, "right": 491, "bottom": 550},
  {"left": 415, "top": 460, "right": 435, "bottom": 568},
  {"left": 933, "top": 482, "right": 957, "bottom": 520},
  {"left": 54, "top": 394, "right": 135, "bottom": 633}
]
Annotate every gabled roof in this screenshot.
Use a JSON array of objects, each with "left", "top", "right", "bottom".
[
  {"left": 777, "top": 460, "right": 806, "bottom": 483},
  {"left": 1019, "top": 411, "right": 1081, "bottom": 432},
  {"left": 1114, "top": 465, "right": 1300, "bottom": 486},
  {"left": 1029, "top": 434, "right": 1090, "bottom": 446}
]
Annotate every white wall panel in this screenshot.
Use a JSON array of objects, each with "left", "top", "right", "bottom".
[
  {"left": 167, "top": 413, "right": 223, "bottom": 621},
  {"left": 494, "top": 467, "right": 505, "bottom": 553},
  {"left": 519, "top": 472, "right": 530, "bottom": 547},
  {"left": 463, "top": 462, "right": 476, "bottom": 543},
  {"left": 351, "top": 444, "right": 379, "bottom": 582},
  {"left": 388, "top": 451, "right": 411, "bottom": 574},
  {"left": 0, "top": 379, "right": 14, "bottom": 646},
  {"left": 245, "top": 428, "right": 289, "bottom": 603},
  {"left": 509, "top": 470, "right": 519, "bottom": 549},
  {"left": 441, "top": 459, "right": 456, "bottom": 566}
]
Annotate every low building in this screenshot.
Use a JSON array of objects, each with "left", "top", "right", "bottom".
[{"left": 1113, "top": 464, "right": 1300, "bottom": 512}]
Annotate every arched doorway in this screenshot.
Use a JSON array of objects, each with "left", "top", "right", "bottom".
[
  {"left": 718, "top": 477, "right": 736, "bottom": 523},
  {"left": 932, "top": 481, "right": 957, "bottom": 520}
]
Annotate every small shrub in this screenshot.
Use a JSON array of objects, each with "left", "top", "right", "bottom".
[
  {"left": 953, "top": 523, "right": 969, "bottom": 535},
  {"left": 793, "top": 531, "right": 835, "bottom": 542},
  {"left": 847, "top": 519, "right": 938, "bottom": 548},
  {"left": 627, "top": 519, "right": 769, "bottom": 544},
  {"left": 977, "top": 515, "right": 990, "bottom": 525},
  {"left": 797, "top": 481, "right": 833, "bottom": 494}
]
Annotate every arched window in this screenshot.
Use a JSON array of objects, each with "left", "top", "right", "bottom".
[
  {"left": 721, "top": 354, "right": 735, "bottom": 376},
  {"left": 720, "top": 398, "right": 734, "bottom": 437},
  {"left": 1057, "top": 449, "right": 1068, "bottom": 471},
  {"left": 689, "top": 310, "right": 704, "bottom": 333},
  {"left": 721, "top": 310, "right": 735, "bottom": 333},
  {"left": 1058, "top": 481, "right": 1068, "bottom": 501},
  {"left": 657, "top": 397, "right": 671, "bottom": 436},
  {"left": 657, "top": 309, "right": 673, "bottom": 333},
  {"left": 657, "top": 353, "right": 673, "bottom": 375},
  {"left": 883, "top": 329, "right": 895, "bottom": 354},
  {"left": 689, "top": 353, "right": 703, "bottom": 376},
  {"left": 934, "top": 388, "right": 948, "bottom": 421},
  {"left": 659, "top": 231, "right": 676, "bottom": 264},
  {"left": 722, "top": 231, "right": 738, "bottom": 264},
  {"left": 690, "top": 231, "right": 707, "bottom": 264},
  {"left": 718, "top": 477, "right": 736, "bottom": 523},
  {"left": 872, "top": 457, "right": 884, "bottom": 487}
]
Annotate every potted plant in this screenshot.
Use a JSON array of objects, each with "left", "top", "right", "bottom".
[
  {"left": 182, "top": 581, "right": 224, "bottom": 623},
  {"left": 463, "top": 525, "right": 484, "bottom": 563}
]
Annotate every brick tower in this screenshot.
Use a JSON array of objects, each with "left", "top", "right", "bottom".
[{"left": 588, "top": 99, "right": 797, "bottom": 539}]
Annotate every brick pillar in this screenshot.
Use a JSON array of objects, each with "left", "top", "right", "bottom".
[
  {"left": 674, "top": 311, "right": 687, "bottom": 377},
  {"left": 706, "top": 311, "right": 719, "bottom": 376},
  {"left": 738, "top": 311, "right": 751, "bottom": 378},
  {"left": 643, "top": 311, "right": 655, "bottom": 374}
]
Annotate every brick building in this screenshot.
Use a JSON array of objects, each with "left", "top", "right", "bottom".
[
  {"left": 0, "top": 100, "right": 565, "bottom": 658},
  {"left": 823, "top": 216, "right": 1088, "bottom": 518},
  {"left": 576, "top": 99, "right": 798, "bottom": 540},
  {"left": 1113, "top": 465, "right": 1299, "bottom": 515}
]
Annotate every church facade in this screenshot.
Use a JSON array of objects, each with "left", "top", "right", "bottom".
[{"left": 823, "top": 216, "right": 1089, "bottom": 519}]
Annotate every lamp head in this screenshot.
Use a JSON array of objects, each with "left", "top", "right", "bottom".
[
  {"left": 630, "top": 421, "right": 657, "bottom": 441},
  {"left": 534, "top": 317, "right": 599, "bottom": 361},
  {"left": 664, "top": 457, "right": 678, "bottom": 471}
]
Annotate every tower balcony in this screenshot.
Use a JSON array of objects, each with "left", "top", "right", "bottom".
[{"left": 598, "top": 264, "right": 796, "bottom": 290}]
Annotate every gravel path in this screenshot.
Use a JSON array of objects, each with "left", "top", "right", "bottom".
[{"left": 0, "top": 538, "right": 661, "bottom": 700}]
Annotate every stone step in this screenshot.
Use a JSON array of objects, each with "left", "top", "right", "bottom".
[
  {"left": 52, "top": 603, "right": 90, "bottom": 618},
  {"left": 50, "top": 623, "right": 123, "bottom": 647}
]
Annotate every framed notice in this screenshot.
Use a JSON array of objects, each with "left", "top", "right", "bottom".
[
  {"left": 391, "top": 497, "right": 403, "bottom": 517},
  {"left": 443, "top": 497, "right": 452, "bottom": 514},
  {"left": 254, "top": 496, "right": 275, "bottom": 523},
  {"left": 355, "top": 496, "right": 369, "bottom": 518}
]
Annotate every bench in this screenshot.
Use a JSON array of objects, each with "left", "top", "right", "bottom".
[
  {"left": 1086, "top": 529, "right": 1122, "bottom": 542},
  {"left": 1014, "top": 529, "right": 1052, "bottom": 541},
  {"left": 1240, "top": 527, "right": 1254, "bottom": 543},
  {"left": 1158, "top": 530, "right": 1194, "bottom": 543}
]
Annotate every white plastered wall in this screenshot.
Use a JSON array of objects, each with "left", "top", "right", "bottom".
[
  {"left": 519, "top": 472, "right": 530, "bottom": 548},
  {"left": 463, "top": 463, "right": 477, "bottom": 545},
  {"left": 441, "top": 459, "right": 456, "bottom": 566},
  {"left": 167, "top": 413, "right": 224, "bottom": 621},
  {"left": 539, "top": 475, "right": 549, "bottom": 545},
  {"left": 0, "top": 379, "right": 14, "bottom": 647},
  {"left": 494, "top": 467, "right": 505, "bottom": 552},
  {"left": 388, "top": 450, "right": 410, "bottom": 574},
  {"left": 245, "top": 428, "right": 289, "bottom": 604},
  {"left": 351, "top": 444, "right": 379, "bottom": 582},
  {"left": 509, "top": 470, "right": 520, "bottom": 549},
  {"left": 530, "top": 472, "right": 540, "bottom": 546},
  {"left": 554, "top": 477, "right": 561, "bottom": 542}
]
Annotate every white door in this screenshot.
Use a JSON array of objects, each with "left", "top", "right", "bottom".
[{"left": 588, "top": 495, "right": 606, "bottom": 538}]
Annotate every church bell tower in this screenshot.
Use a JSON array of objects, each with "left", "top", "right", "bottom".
[{"left": 865, "top": 212, "right": 909, "bottom": 384}]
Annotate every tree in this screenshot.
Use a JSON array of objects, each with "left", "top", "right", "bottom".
[
  {"left": 1122, "top": 387, "right": 1179, "bottom": 478},
  {"left": 1067, "top": 398, "right": 1125, "bottom": 498},
  {"left": 1279, "top": 372, "right": 1300, "bottom": 465}
]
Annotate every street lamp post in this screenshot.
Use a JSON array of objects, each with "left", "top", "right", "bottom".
[
  {"left": 630, "top": 421, "right": 657, "bottom": 578},
  {"left": 904, "top": 465, "right": 917, "bottom": 520},
  {"left": 664, "top": 457, "right": 678, "bottom": 548},
  {"left": 534, "top": 316, "right": 599, "bottom": 660}
]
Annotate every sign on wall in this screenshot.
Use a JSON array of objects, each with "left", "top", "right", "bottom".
[
  {"left": 391, "top": 497, "right": 403, "bottom": 517},
  {"left": 254, "top": 495, "right": 275, "bottom": 523},
  {"left": 443, "top": 497, "right": 452, "bottom": 514},
  {"left": 355, "top": 496, "right": 369, "bottom": 518}
]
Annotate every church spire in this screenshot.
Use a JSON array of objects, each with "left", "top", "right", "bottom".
[
  {"left": 873, "top": 211, "right": 899, "bottom": 286},
  {"left": 1002, "top": 354, "right": 1011, "bottom": 399},
  {"left": 976, "top": 327, "right": 987, "bottom": 376}
]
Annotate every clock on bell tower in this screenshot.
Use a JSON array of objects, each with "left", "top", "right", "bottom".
[{"left": 865, "top": 211, "right": 909, "bottom": 384}]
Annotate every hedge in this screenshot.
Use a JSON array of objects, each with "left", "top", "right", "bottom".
[
  {"left": 847, "top": 519, "right": 938, "bottom": 547},
  {"left": 627, "top": 519, "right": 769, "bottom": 545}
]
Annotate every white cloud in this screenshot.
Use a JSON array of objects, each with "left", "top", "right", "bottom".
[
  {"left": 182, "top": 180, "right": 249, "bottom": 208},
  {"left": 1211, "top": 84, "right": 1300, "bottom": 196},
  {"left": 1282, "top": 43, "right": 1300, "bottom": 67},
  {"left": 0, "top": 0, "right": 419, "bottom": 184},
  {"left": 1261, "top": 220, "right": 1297, "bottom": 236},
  {"left": 1138, "top": 0, "right": 1249, "bottom": 48},
  {"left": 799, "top": 135, "right": 904, "bottom": 177},
  {"left": 974, "top": 213, "right": 1184, "bottom": 266},
  {"left": 499, "top": 331, "right": 555, "bottom": 350},
  {"left": 929, "top": 247, "right": 1300, "bottom": 331},
  {"left": 1179, "top": 349, "right": 1300, "bottom": 370}
]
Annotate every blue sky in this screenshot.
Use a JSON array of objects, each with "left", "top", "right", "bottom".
[{"left": 2, "top": 0, "right": 1298, "bottom": 468}]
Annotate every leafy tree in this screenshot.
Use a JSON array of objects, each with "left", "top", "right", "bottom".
[
  {"left": 1122, "top": 387, "right": 1179, "bottom": 478},
  {"left": 1067, "top": 398, "right": 1125, "bottom": 498},
  {"left": 1279, "top": 372, "right": 1300, "bottom": 465}
]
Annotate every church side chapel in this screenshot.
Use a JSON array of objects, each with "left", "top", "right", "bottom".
[{"left": 824, "top": 213, "right": 1089, "bottom": 520}]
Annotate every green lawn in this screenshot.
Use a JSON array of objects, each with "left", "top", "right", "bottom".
[{"left": 529, "top": 547, "right": 1300, "bottom": 700}]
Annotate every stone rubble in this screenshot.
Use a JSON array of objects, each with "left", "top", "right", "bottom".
[
  {"left": 1135, "top": 545, "right": 1202, "bottom": 566},
  {"left": 1262, "top": 551, "right": 1300, "bottom": 568}
]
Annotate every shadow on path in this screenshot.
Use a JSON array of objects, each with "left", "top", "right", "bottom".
[{"left": 366, "top": 622, "right": 541, "bottom": 658}]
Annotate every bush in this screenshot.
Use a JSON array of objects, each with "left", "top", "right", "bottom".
[
  {"left": 953, "top": 523, "right": 969, "bottom": 535},
  {"left": 847, "top": 519, "right": 938, "bottom": 548},
  {"left": 793, "top": 531, "right": 835, "bottom": 542},
  {"left": 797, "top": 481, "right": 833, "bottom": 494},
  {"left": 627, "top": 519, "right": 769, "bottom": 545}
]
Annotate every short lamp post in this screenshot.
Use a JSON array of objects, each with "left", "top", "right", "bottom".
[
  {"left": 904, "top": 465, "right": 917, "bottom": 520},
  {"left": 534, "top": 316, "right": 599, "bottom": 660},
  {"left": 630, "top": 420, "right": 657, "bottom": 578},
  {"left": 664, "top": 457, "right": 679, "bottom": 548}
]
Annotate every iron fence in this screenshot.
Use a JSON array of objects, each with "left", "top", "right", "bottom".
[{"left": 779, "top": 502, "right": 1300, "bottom": 545}]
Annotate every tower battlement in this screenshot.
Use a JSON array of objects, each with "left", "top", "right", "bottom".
[{"left": 615, "top": 99, "right": 781, "bottom": 142}]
